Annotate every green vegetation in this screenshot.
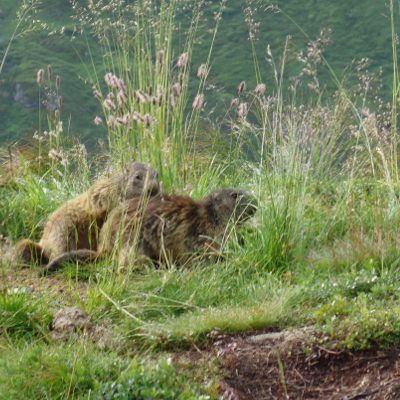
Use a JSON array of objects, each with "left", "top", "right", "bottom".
[
  {"left": 0, "top": 343, "right": 209, "bottom": 399},
  {"left": 0, "top": 0, "right": 396, "bottom": 144},
  {"left": 2, "top": 0, "right": 400, "bottom": 397}
]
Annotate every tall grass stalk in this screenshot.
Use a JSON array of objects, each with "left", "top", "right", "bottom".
[
  {"left": 0, "top": 0, "right": 39, "bottom": 75},
  {"left": 390, "top": 0, "right": 399, "bottom": 182},
  {"left": 76, "top": 0, "right": 219, "bottom": 190}
]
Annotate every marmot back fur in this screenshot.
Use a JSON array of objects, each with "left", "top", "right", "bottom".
[{"left": 44, "top": 188, "right": 257, "bottom": 272}]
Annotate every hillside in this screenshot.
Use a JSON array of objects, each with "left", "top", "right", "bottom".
[
  {"left": 3, "top": 1, "right": 400, "bottom": 398},
  {"left": 0, "top": 0, "right": 394, "bottom": 147}
]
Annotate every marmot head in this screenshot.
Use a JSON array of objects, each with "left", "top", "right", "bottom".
[
  {"left": 205, "top": 188, "right": 257, "bottom": 224},
  {"left": 120, "top": 162, "right": 160, "bottom": 199}
]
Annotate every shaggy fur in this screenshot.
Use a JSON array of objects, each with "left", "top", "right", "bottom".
[
  {"left": 44, "top": 188, "right": 257, "bottom": 273},
  {"left": 15, "top": 162, "right": 159, "bottom": 265}
]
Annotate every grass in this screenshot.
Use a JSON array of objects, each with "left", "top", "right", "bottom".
[
  {"left": 2, "top": 0, "right": 400, "bottom": 398},
  {"left": 0, "top": 342, "right": 211, "bottom": 399}
]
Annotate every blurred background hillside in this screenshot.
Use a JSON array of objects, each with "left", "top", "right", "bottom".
[{"left": 0, "top": 0, "right": 394, "bottom": 148}]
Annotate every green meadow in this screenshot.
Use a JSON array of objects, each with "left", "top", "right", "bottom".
[{"left": 1, "top": 0, "right": 400, "bottom": 398}]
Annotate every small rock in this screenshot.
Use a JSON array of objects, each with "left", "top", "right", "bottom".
[
  {"left": 247, "top": 332, "right": 285, "bottom": 343},
  {"left": 245, "top": 327, "right": 316, "bottom": 355},
  {"left": 51, "top": 307, "right": 92, "bottom": 341}
]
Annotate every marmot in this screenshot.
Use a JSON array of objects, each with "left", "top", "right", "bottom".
[
  {"left": 43, "top": 188, "right": 257, "bottom": 273},
  {"left": 15, "top": 162, "right": 159, "bottom": 265}
]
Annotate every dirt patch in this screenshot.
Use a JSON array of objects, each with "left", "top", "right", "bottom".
[
  {"left": 0, "top": 265, "right": 89, "bottom": 300},
  {"left": 50, "top": 307, "right": 124, "bottom": 349},
  {"left": 51, "top": 307, "right": 93, "bottom": 340},
  {"left": 215, "top": 329, "right": 400, "bottom": 400}
]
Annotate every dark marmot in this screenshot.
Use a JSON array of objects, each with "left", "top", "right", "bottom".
[
  {"left": 43, "top": 188, "right": 257, "bottom": 273},
  {"left": 15, "top": 162, "right": 159, "bottom": 265}
]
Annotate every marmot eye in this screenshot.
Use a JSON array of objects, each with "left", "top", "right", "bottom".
[
  {"left": 135, "top": 174, "right": 143, "bottom": 181},
  {"left": 230, "top": 192, "right": 239, "bottom": 199}
]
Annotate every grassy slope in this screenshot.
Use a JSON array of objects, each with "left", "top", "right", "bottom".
[
  {"left": 0, "top": 0, "right": 105, "bottom": 146},
  {"left": 1, "top": 1, "right": 400, "bottom": 398}
]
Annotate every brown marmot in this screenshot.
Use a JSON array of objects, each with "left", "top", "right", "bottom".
[
  {"left": 43, "top": 188, "right": 257, "bottom": 273},
  {"left": 15, "top": 162, "right": 160, "bottom": 265}
]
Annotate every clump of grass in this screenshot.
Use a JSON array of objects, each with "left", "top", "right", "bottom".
[
  {"left": 0, "top": 342, "right": 212, "bottom": 399},
  {"left": 314, "top": 292, "right": 400, "bottom": 350},
  {"left": 72, "top": 0, "right": 223, "bottom": 190},
  {"left": 0, "top": 291, "right": 51, "bottom": 341}
]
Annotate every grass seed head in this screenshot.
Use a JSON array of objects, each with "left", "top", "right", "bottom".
[
  {"left": 237, "top": 102, "right": 248, "bottom": 118},
  {"left": 172, "top": 82, "right": 181, "bottom": 97},
  {"left": 254, "top": 83, "right": 266, "bottom": 95},
  {"left": 117, "top": 89, "right": 127, "bottom": 106},
  {"left": 36, "top": 69, "right": 44, "bottom": 86},
  {"left": 176, "top": 52, "right": 189, "bottom": 68},
  {"left": 94, "top": 116, "right": 103, "bottom": 125},
  {"left": 93, "top": 87, "right": 102, "bottom": 100},
  {"left": 47, "top": 64, "right": 52, "bottom": 81},
  {"left": 192, "top": 93, "right": 205, "bottom": 110},
  {"left": 135, "top": 90, "right": 149, "bottom": 103},
  {"left": 143, "top": 113, "right": 152, "bottom": 127},
  {"left": 197, "top": 63, "right": 207, "bottom": 78},
  {"left": 107, "top": 115, "right": 117, "bottom": 127},
  {"left": 238, "top": 80, "right": 246, "bottom": 94},
  {"left": 230, "top": 98, "right": 239, "bottom": 108},
  {"left": 103, "top": 98, "right": 116, "bottom": 111}
]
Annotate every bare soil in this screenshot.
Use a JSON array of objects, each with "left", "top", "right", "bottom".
[
  {"left": 215, "top": 330, "right": 400, "bottom": 400},
  {"left": 0, "top": 262, "right": 88, "bottom": 301}
]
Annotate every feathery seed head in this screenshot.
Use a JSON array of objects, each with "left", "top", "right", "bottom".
[
  {"left": 230, "top": 98, "right": 239, "bottom": 108},
  {"left": 48, "top": 149, "right": 63, "bottom": 162},
  {"left": 254, "top": 83, "right": 266, "bottom": 95},
  {"left": 47, "top": 64, "right": 52, "bottom": 81},
  {"left": 238, "top": 81, "right": 246, "bottom": 94},
  {"left": 55, "top": 75, "right": 61, "bottom": 91},
  {"left": 94, "top": 116, "right": 103, "bottom": 125},
  {"left": 116, "top": 115, "right": 129, "bottom": 126},
  {"left": 117, "top": 89, "right": 128, "bottom": 106},
  {"left": 93, "top": 87, "right": 102, "bottom": 100},
  {"left": 192, "top": 93, "right": 205, "bottom": 110},
  {"left": 135, "top": 90, "right": 149, "bottom": 103},
  {"left": 237, "top": 102, "right": 248, "bottom": 118},
  {"left": 176, "top": 52, "right": 189, "bottom": 68},
  {"left": 143, "top": 113, "right": 152, "bottom": 127},
  {"left": 36, "top": 69, "right": 45, "bottom": 86},
  {"left": 172, "top": 82, "right": 181, "bottom": 97},
  {"left": 103, "top": 97, "right": 116, "bottom": 111},
  {"left": 116, "top": 78, "right": 126, "bottom": 92},
  {"left": 104, "top": 72, "right": 113, "bottom": 87},
  {"left": 197, "top": 63, "right": 208, "bottom": 78},
  {"left": 107, "top": 115, "right": 116, "bottom": 127}
]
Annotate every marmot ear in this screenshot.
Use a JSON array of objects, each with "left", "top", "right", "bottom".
[{"left": 211, "top": 191, "right": 222, "bottom": 202}]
